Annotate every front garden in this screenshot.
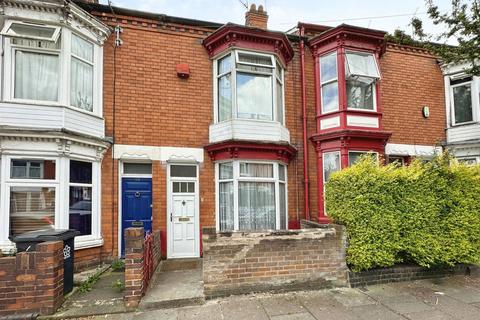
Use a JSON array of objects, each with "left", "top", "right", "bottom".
[{"left": 326, "top": 153, "right": 480, "bottom": 272}]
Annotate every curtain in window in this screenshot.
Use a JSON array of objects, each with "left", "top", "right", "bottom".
[
  {"left": 219, "top": 182, "right": 234, "bottom": 231},
  {"left": 345, "top": 52, "right": 379, "bottom": 78},
  {"left": 238, "top": 182, "right": 275, "bottom": 230},
  {"left": 72, "top": 35, "right": 93, "bottom": 62},
  {"left": 15, "top": 51, "right": 59, "bottom": 101},
  {"left": 276, "top": 79, "right": 283, "bottom": 124},
  {"left": 71, "top": 58, "right": 93, "bottom": 111},
  {"left": 240, "top": 163, "right": 273, "bottom": 178}
]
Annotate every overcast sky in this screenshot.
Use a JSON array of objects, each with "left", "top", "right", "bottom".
[{"left": 99, "top": 0, "right": 451, "bottom": 37}]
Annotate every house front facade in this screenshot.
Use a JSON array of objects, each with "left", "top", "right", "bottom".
[{"left": 0, "top": 0, "right": 446, "bottom": 269}]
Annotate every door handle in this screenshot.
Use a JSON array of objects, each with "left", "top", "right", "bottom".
[{"left": 170, "top": 212, "right": 173, "bottom": 222}]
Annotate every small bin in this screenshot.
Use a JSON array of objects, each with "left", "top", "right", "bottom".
[{"left": 10, "top": 229, "right": 80, "bottom": 294}]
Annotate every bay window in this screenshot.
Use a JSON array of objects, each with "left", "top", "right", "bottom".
[
  {"left": 320, "top": 52, "right": 339, "bottom": 113},
  {"left": 217, "top": 161, "right": 287, "bottom": 231},
  {"left": 450, "top": 77, "right": 474, "bottom": 125},
  {"left": 1, "top": 20, "right": 100, "bottom": 114},
  {"left": 345, "top": 51, "right": 380, "bottom": 111},
  {"left": 215, "top": 50, "right": 284, "bottom": 124},
  {"left": 2, "top": 155, "right": 101, "bottom": 249}
]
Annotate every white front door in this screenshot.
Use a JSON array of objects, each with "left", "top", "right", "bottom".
[
  {"left": 167, "top": 164, "right": 199, "bottom": 258},
  {"left": 170, "top": 193, "right": 197, "bottom": 258}
]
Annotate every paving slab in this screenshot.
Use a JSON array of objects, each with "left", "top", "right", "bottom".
[
  {"left": 328, "top": 288, "right": 377, "bottom": 307},
  {"left": 270, "top": 312, "right": 316, "bottom": 320},
  {"left": 378, "top": 294, "right": 434, "bottom": 314},
  {"left": 300, "top": 291, "right": 357, "bottom": 320},
  {"left": 259, "top": 295, "right": 306, "bottom": 316},
  {"left": 219, "top": 297, "right": 269, "bottom": 320},
  {"left": 140, "top": 267, "right": 204, "bottom": 310},
  {"left": 404, "top": 310, "right": 455, "bottom": 320},
  {"left": 177, "top": 303, "right": 222, "bottom": 320},
  {"left": 350, "top": 304, "right": 406, "bottom": 320}
]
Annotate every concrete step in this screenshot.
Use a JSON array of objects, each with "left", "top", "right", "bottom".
[{"left": 160, "top": 258, "right": 202, "bottom": 271}]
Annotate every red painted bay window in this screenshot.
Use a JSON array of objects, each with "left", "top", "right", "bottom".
[{"left": 308, "top": 25, "right": 392, "bottom": 222}]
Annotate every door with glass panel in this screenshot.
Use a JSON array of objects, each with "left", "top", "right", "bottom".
[{"left": 168, "top": 164, "right": 199, "bottom": 258}]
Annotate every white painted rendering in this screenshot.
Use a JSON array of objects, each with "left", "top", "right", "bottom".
[
  {"left": 320, "top": 116, "right": 340, "bottom": 130},
  {"left": 385, "top": 143, "right": 442, "bottom": 158},
  {"left": 113, "top": 145, "right": 205, "bottom": 163},
  {"left": 346, "top": 115, "right": 379, "bottom": 128},
  {"left": 209, "top": 119, "right": 290, "bottom": 144}
]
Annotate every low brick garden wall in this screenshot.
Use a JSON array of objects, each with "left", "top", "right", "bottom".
[
  {"left": 124, "top": 228, "right": 161, "bottom": 309},
  {"left": 202, "top": 225, "right": 348, "bottom": 298},
  {"left": 0, "top": 241, "right": 64, "bottom": 317},
  {"left": 349, "top": 264, "right": 475, "bottom": 288}
]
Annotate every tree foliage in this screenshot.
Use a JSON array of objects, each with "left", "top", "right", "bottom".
[{"left": 412, "top": 0, "right": 480, "bottom": 75}]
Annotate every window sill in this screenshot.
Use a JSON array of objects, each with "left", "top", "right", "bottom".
[
  {"left": 449, "top": 121, "right": 478, "bottom": 128},
  {"left": 75, "top": 237, "right": 104, "bottom": 250}
]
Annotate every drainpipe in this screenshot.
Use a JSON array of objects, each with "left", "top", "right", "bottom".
[{"left": 299, "top": 24, "right": 310, "bottom": 221}]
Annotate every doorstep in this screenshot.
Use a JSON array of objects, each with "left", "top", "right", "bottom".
[{"left": 139, "top": 258, "right": 205, "bottom": 310}]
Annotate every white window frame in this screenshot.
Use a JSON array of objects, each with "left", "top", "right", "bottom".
[
  {"left": 9, "top": 38, "right": 62, "bottom": 105},
  {"left": 2, "top": 19, "right": 103, "bottom": 117},
  {"left": 320, "top": 51, "right": 339, "bottom": 115},
  {"left": 345, "top": 50, "right": 379, "bottom": 112},
  {"left": 215, "top": 160, "right": 288, "bottom": 232},
  {"left": 1, "top": 20, "right": 61, "bottom": 42},
  {"left": 449, "top": 77, "right": 477, "bottom": 126},
  {"left": 345, "top": 50, "right": 381, "bottom": 80},
  {"left": 11, "top": 159, "right": 46, "bottom": 179},
  {"left": 0, "top": 154, "right": 102, "bottom": 251},
  {"left": 213, "top": 49, "right": 285, "bottom": 124},
  {"left": 70, "top": 33, "right": 95, "bottom": 112}
]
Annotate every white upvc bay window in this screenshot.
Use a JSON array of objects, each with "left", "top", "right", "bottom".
[
  {"left": 0, "top": 155, "right": 102, "bottom": 250},
  {"left": 1, "top": 20, "right": 102, "bottom": 115},
  {"left": 214, "top": 50, "right": 285, "bottom": 124},
  {"left": 216, "top": 161, "right": 288, "bottom": 231}
]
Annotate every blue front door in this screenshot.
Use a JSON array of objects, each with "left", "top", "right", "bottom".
[{"left": 121, "top": 177, "right": 152, "bottom": 256}]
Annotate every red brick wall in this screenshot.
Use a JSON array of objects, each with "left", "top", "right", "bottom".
[
  {"left": 381, "top": 44, "right": 446, "bottom": 145},
  {"left": 202, "top": 226, "right": 348, "bottom": 297},
  {"left": 0, "top": 241, "right": 64, "bottom": 316},
  {"left": 72, "top": 9, "right": 446, "bottom": 267}
]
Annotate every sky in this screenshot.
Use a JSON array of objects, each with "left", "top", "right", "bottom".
[{"left": 99, "top": 0, "right": 452, "bottom": 37}]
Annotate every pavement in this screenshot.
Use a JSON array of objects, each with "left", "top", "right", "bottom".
[{"left": 81, "top": 275, "right": 480, "bottom": 320}]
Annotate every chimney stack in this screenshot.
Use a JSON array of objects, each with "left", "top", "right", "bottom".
[{"left": 245, "top": 4, "right": 268, "bottom": 30}]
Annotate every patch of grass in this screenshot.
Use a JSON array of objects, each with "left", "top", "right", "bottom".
[
  {"left": 111, "top": 259, "right": 125, "bottom": 272},
  {"left": 111, "top": 279, "right": 125, "bottom": 292},
  {"left": 78, "top": 273, "right": 101, "bottom": 293}
]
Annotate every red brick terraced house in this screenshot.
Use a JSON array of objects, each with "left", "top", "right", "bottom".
[{"left": 0, "top": 0, "right": 446, "bottom": 269}]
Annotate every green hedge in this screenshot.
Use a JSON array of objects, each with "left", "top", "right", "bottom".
[{"left": 325, "top": 154, "right": 480, "bottom": 272}]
